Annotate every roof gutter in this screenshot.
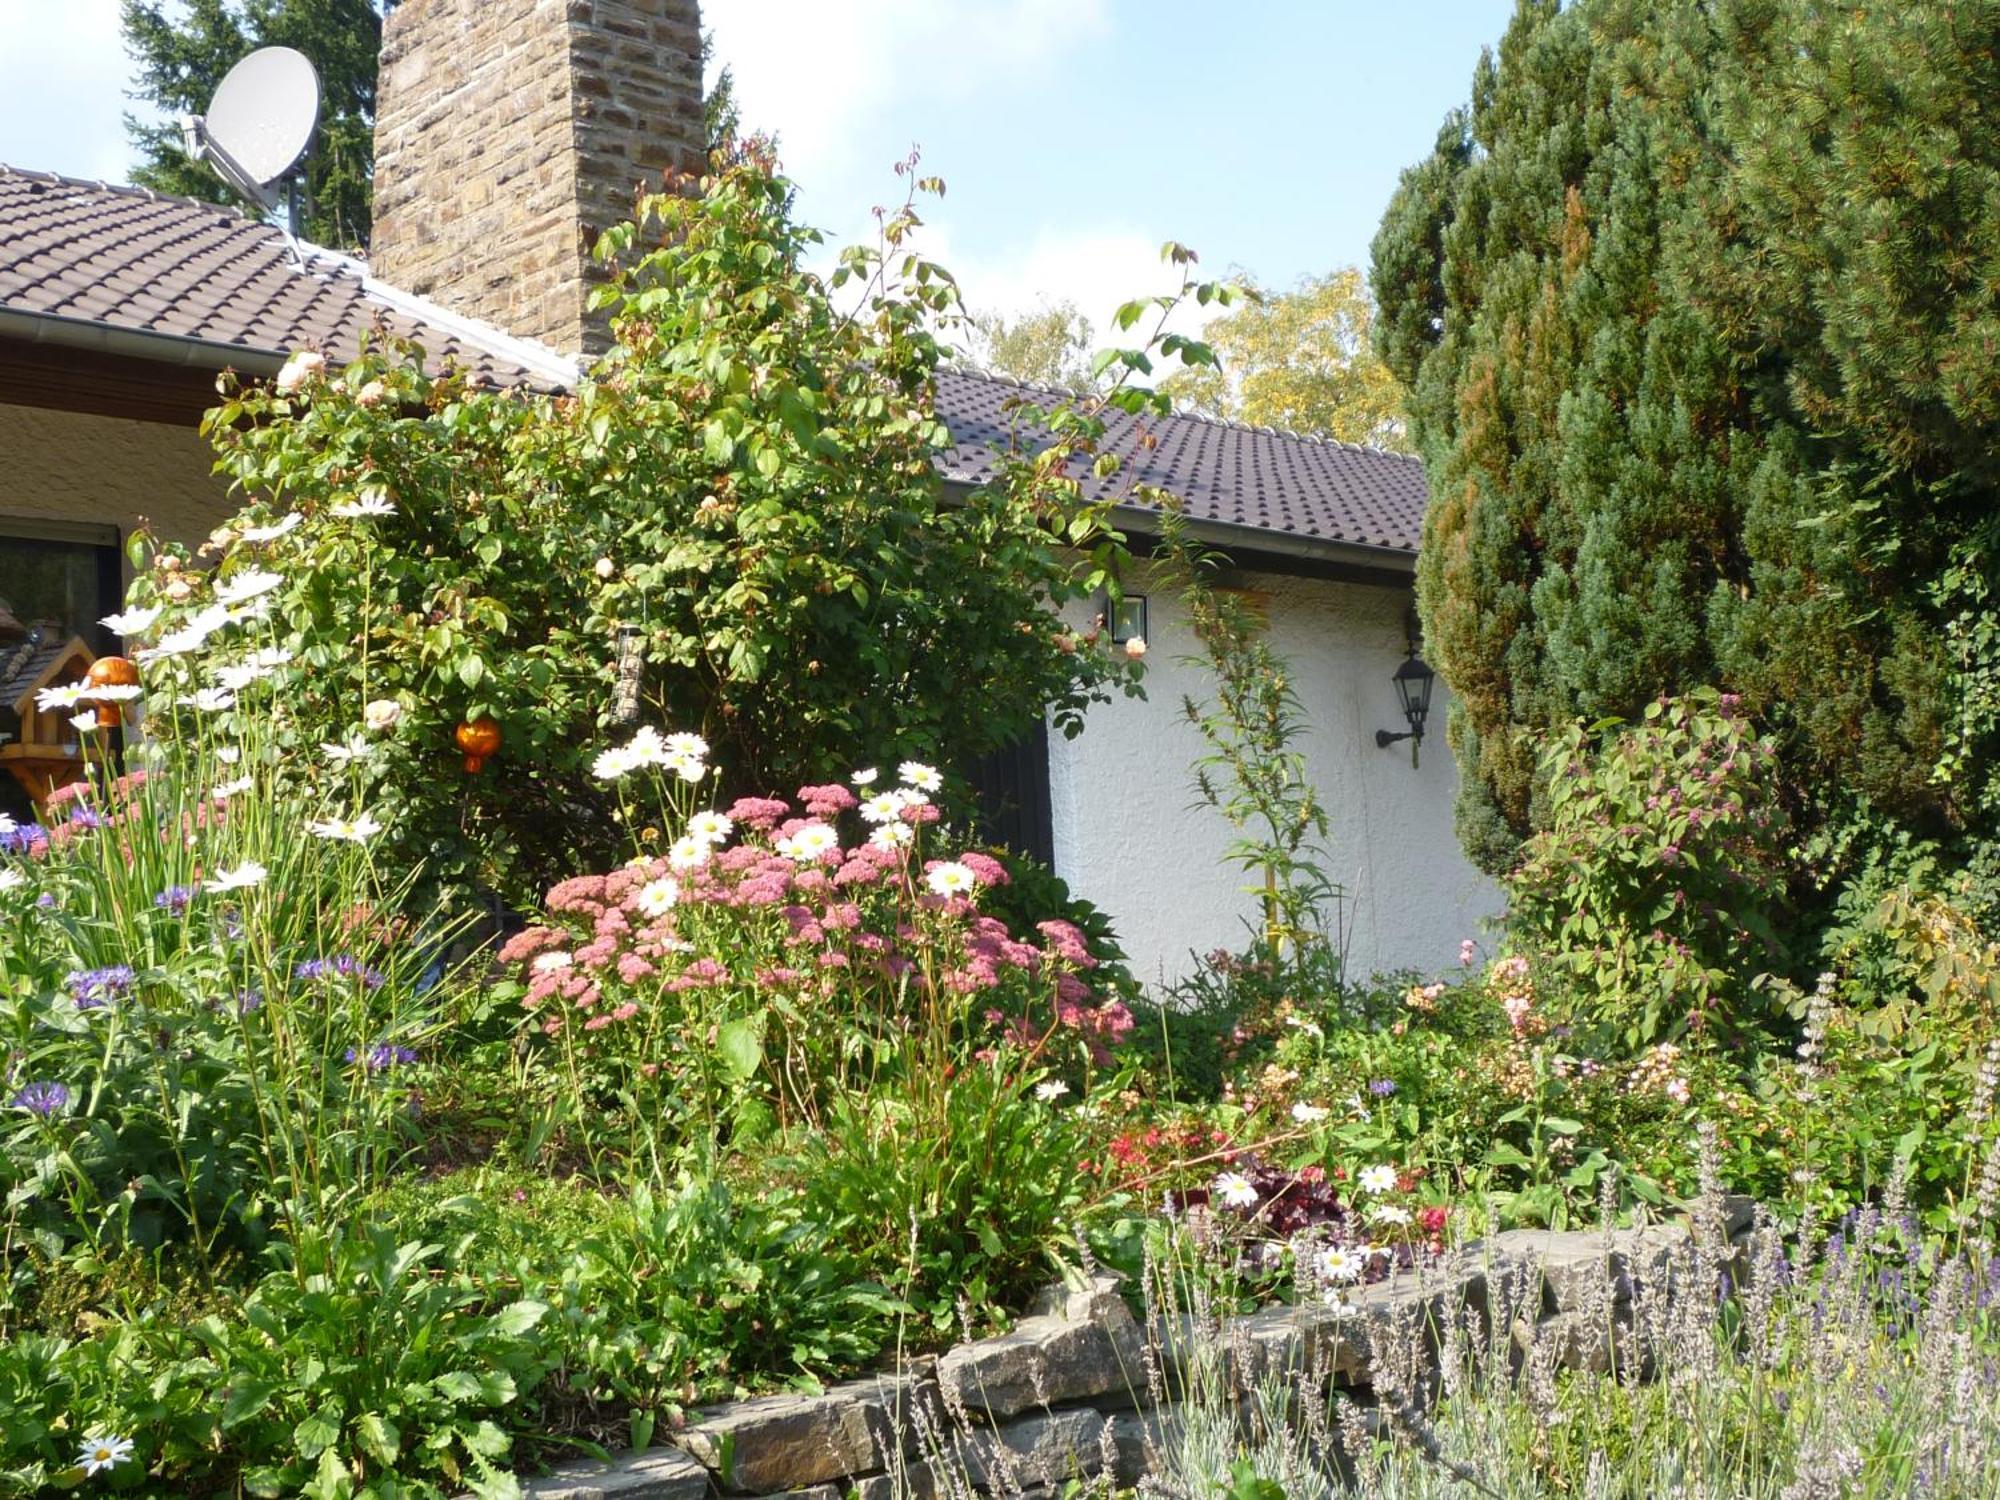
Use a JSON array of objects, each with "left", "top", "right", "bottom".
[{"left": 0, "top": 305, "right": 285, "bottom": 376}]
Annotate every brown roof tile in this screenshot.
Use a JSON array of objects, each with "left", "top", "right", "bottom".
[{"left": 0, "top": 165, "right": 1427, "bottom": 558}]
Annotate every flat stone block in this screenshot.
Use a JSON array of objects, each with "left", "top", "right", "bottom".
[{"left": 522, "top": 1445, "right": 708, "bottom": 1500}]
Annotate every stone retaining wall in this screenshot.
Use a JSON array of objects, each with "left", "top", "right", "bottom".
[{"left": 518, "top": 1199, "right": 1757, "bottom": 1499}]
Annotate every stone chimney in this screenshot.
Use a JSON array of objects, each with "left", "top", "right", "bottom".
[{"left": 370, "top": 0, "right": 705, "bottom": 358}]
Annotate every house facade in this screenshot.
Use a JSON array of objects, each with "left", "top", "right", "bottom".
[{"left": 0, "top": 0, "right": 1499, "bottom": 987}]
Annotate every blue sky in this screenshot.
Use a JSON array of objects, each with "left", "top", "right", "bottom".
[{"left": 0, "top": 0, "right": 1514, "bottom": 341}]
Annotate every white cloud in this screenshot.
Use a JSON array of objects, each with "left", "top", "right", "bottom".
[
  {"left": 0, "top": 1, "right": 138, "bottom": 182},
  {"left": 705, "top": 0, "right": 1109, "bottom": 185}
]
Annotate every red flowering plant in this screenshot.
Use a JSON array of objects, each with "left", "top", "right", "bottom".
[{"left": 498, "top": 726, "right": 1133, "bottom": 1175}]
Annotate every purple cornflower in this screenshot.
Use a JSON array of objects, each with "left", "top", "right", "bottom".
[
  {"left": 295, "top": 954, "right": 386, "bottom": 990},
  {"left": 68, "top": 806, "right": 105, "bottom": 832},
  {"left": 345, "top": 1042, "right": 417, "bottom": 1072},
  {"left": 1368, "top": 1078, "right": 1398, "bottom": 1097},
  {"left": 11, "top": 1080, "right": 69, "bottom": 1117},
  {"left": 67, "top": 964, "right": 136, "bottom": 1009},
  {"left": 153, "top": 885, "right": 195, "bottom": 916},
  {"left": 0, "top": 822, "right": 47, "bottom": 855},
  {"left": 235, "top": 988, "right": 264, "bottom": 1016}
]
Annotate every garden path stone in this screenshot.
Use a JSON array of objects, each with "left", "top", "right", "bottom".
[{"left": 520, "top": 1444, "right": 709, "bottom": 1500}]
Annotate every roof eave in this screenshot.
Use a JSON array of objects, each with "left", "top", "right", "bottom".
[{"left": 0, "top": 305, "right": 285, "bottom": 377}]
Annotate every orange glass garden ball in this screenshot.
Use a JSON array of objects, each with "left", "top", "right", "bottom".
[
  {"left": 454, "top": 716, "right": 502, "bottom": 774},
  {"left": 84, "top": 656, "right": 139, "bottom": 728}
]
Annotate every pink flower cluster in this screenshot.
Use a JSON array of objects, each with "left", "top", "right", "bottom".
[{"left": 500, "top": 784, "right": 1124, "bottom": 1053}]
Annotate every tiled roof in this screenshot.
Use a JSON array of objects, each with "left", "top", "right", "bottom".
[
  {"left": 932, "top": 369, "right": 1426, "bottom": 556},
  {"left": 0, "top": 166, "right": 1426, "bottom": 559},
  {"left": 0, "top": 166, "right": 569, "bottom": 388}
]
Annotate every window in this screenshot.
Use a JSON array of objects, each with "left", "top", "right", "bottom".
[{"left": 1, "top": 518, "right": 121, "bottom": 824}]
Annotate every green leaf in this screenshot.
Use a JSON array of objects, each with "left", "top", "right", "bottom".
[
  {"left": 221, "top": 1378, "right": 277, "bottom": 1429},
  {"left": 458, "top": 654, "right": 486, "bottom": 689},
  {"left": 293, "top": 1407, "right": 342, "bottom": 1460},
  {"left": 717, "top": 1016, "right": 764, "bottom": 1082},
  {"left": 356, "top": 1412, "right": 402, "bottom": 1465},
  {"left": 490, "top": 1299, "right": 548, "bottom": 1338}
]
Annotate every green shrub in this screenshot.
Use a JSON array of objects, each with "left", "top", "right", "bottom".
[
  {"left": 1507, "top": 690, "right": 1792, "bottom": 1046},
  {"left": 144, "top": 150, "right": 1138, "bottom": 911}
]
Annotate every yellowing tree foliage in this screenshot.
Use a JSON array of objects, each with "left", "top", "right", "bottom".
[{"left": 1164, "top": 269, "right": 1409, "bottom": 451}]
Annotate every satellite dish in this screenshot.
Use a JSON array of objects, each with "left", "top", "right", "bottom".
[{"left": 180, "top": 47, "right": 320, "bottom": 219}]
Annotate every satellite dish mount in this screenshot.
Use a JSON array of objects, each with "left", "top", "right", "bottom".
[{"left": 181, "top": 46, "right": 321, "bottom": 259}]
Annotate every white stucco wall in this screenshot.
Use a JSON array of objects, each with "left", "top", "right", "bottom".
[
  {"left": 1048, "top": 561, "right": 1502, "bottom": 993},
  {"left": 0, "top": 401, "right": 236, "bottom": 560}
]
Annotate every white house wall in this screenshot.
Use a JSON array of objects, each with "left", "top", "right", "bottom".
[{"left": 1047, "top": 561, "right": 1502, "bottom": 994}]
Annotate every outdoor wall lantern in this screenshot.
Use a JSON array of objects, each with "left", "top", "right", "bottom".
[
  {"left": 1105, "top": 593, "right": 1148, "bottom": 645},
  {"left": 1375, "top": 642, "right": 1436, "bottom": 769}
]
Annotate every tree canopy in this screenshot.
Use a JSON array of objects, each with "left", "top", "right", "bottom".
[
  {"left": 121, "top": 0, "right": 383, "bottom": 250},
  {"left": 1164, "top": 269, "right": 1410, "bottom": 451},
  {"left": 1371, "top": 0, "right": 2000, "bottom": 905},
  {"left": 969, "top": 300, "right": 1099, "bottom": 391}
]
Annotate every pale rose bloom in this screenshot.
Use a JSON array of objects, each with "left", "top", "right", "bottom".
[
  {"left": 363, "top": 699, "right": 403, "bottom": 732},
  {"left": 164, "top": 577, "right": 194, "bottom": 602},
  {"left": 355, "top": 379, "right": 387, "bottom": 407},
  {"left": 275, "top": 350, "right": 326, "bottom": 393},
  {"left": 1124, "top": 635, "right": 1148, "bottom": 660},
  {"left": 594, "top": 557, "right": 617, "bottom": 580}
]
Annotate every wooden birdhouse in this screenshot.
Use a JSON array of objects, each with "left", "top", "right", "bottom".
[{"left": 0, "top": 630, "right": 96, "bottom": 811}]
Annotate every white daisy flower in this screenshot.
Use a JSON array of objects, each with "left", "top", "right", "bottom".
[
  {"left": 0, "top": 868, "right": 26, "bottom": 893},
  {"left": 1212, "top": 1170, "right": 1259, "bottom": 1211},
  {"left": 1290, "top": 1102, "right": 1331, "bottom": 1124},
  {"left": 625, "top": 726, "right": 672, "bottom": 766},
  {"left": 668, "top": 835, "right": 712, "bottom": 872},
  {"left": 664, "top": 731, "right": 709, "bottom": 760},
  {"left": 634, "top": 876, "right": 680, "bottom": 918},
  {"left": 214, "top": 662, "right": 274, "bottom": 692},
  {"left": 100, "top": 605, "right": 163, "bottom": 636},
  {"left": 140, "top": 626, "right": 208, "bottom": 659},
  {"left": 215, "top": 747, "right": 242, "bottom": 765},
  {"left": 899, "top": 760, "right": 942, "bottom": 792},
  {"left": 77, "top": 1435, "right": 134, "bottom": 1476},
  {"left": 251, "top": 647, "right": 294, "bottom": 669},
  {"left": 321, "top": 737, "right": 371, "bottom": 766},
  {"left": 851, "top": 767, "right": 879, "bottom": 787},
  {"left": 1359, "top": 1164, "right": 1399, "bottom": 1195},
  {"left": 686, "top": 810, "right": 733, "bottom": 845},
  {"left": 69, "top": 712, "right": 102, "bottom": 735},
  {"left": 237, "top": 513, "right": 302, "bottom": 543},
  {"left": 205, "top": 860, "right": 267, "bottom": 893},
  {"left": 0, "top": 813, "right": 14, "bottom": 834},
  {"left": 331, "top": 489, "right": 396, "bottom": 518},
  {"left": 925, "top": 861, "right": 977, "bottom": 898},
  {"left": 84, "top": 684, "right": 142, "bottom": 703},
  {"left": 533, "top": 951, "right": 574, "bottom": 973},
  {"left": 869, "top": 823, "right": 914, "bottom": 852},
  {"left": 34, "top": 683, "right": 88, "bottom": 711},
  {"left": 182, "top": 688, "right": 237, "bottom": 713},
  {"left": 213, "top": 570, "right": 285, "bottom": 606},
  {"left": 1034, "top": 1080, "right": 1070, "bottom": 1102},
  {"left": 1318, "top": 1246, "right": 1366, "bottom": 1284},
  {"left": 1368, "top": 1204, "right": 1413, "bottom": 1228},
  {"left": 665, "top": 752, "right": 707, "bottom": 784},
  {"left": 211, "top": 776, "right": 256, "bottom": 799},
  {"left": 306, "top": 813, "right": 382, "bottom": 843},
  {"left": 784, "top": 822, "right": 839, "bottom": 862},
  {"left": 593, "top": 746, "right": 638, "bottom": 782},
  {"left": 859, "top": 791, "right": 906, "bottom": 824}
]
